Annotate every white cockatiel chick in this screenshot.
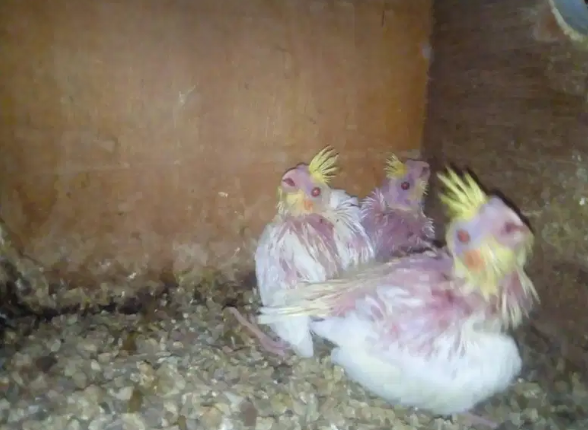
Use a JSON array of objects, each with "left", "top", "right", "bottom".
[
  {"left": 360, "top": 154, "right": 435, "bottom": 261},
  {"left": 229, "top": 147, "right": 374, "bottom": 358},
  {"left": 257, "top": 169, "right": 537, "bottom": 427}
]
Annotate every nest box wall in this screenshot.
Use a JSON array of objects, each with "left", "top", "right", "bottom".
[
  {"left": 422, "top": 0, "right": 588, "bottom": 367},
  {"left": 0, "top": 0, "right": 432, "bottom": 297}
]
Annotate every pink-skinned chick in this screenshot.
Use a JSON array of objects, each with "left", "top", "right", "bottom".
[
  {"left": 257, "top": 169, "right": 537, "bottom": 427},
  {"left": 228, "top": 146, "right": 374, "bottom": 358},
  {"left": 361, "top": 154, "right": 435, "bottom": 261}
]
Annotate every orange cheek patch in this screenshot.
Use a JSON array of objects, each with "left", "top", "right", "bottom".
[
  {"left": 462, "top": 249, "right": 485, "bottom": 271},
  {"left": 303, "top": 200, "right": 313, "bottom": 211}
]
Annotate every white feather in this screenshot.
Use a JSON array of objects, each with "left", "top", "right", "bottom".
[
  {"left": 255, "top": 223, "right": 332, "bottom": 357},
  {"left": 326, "top": 188, "right": 375, "bottom": 269},
  {"left": 255, "top": 187, "right": 374, "bottom": 358},
  {"left": 310, "top": 287, "right": 522, "bottom": 415}
]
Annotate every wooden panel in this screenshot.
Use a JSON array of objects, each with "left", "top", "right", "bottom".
[
  {"left": 421, "top": 0, "right": 588, "bottom": 374},
  {"left": 0, "top": 0, "right": 432, "bottom": 286}
]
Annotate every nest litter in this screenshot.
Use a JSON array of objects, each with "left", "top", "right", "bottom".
[{"left": 1, "top": 284, "right": 587, "bottom": 430}]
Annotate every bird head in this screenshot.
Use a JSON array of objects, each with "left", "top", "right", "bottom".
[
  {"left": 438, "top": 170, "right": 535, "bottom": 305},
  {"left": 382, "top": 154, "right": 430, "bottom": 210},
  {"left": 277, "top": 146, "right": 338, "bottom": 216}
]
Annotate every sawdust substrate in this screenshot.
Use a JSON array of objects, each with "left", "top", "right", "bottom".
[{"left": 1, "top": 284, "right": 587, "bottom": 430}]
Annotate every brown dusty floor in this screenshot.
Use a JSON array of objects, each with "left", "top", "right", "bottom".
[{"left": 0, "top": 281, "right": 587, "bottom": 430}]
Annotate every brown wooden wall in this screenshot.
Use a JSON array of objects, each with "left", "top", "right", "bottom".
[
  {"left": 422, "top": 0, "right": 588, "bottom": 368},
  {"left": 0, "top": 0, "right": 432, "bottom": 293}
]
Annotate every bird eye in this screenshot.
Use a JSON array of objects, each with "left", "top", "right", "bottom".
[
  {"left": 282, "top": 178, "right": 295, "bottom": 187},
  {"left": 503, "top": 222, "right": 524, "bottom": 234},
  {"left": 400, "top": 181, "right": 410, "bottom": 190},
  {"left": 456, "top": 229, "right": 470, "bottom": 244},
  {"left": 311, "top": 187, "right": 321, "bottom": 197}
]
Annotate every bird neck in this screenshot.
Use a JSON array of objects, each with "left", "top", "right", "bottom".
[{"left": 464, "top": 268, "right": 536, "bottom": 331}]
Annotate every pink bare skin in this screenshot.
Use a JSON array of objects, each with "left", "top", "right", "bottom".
[
  {"left": 226, "top": 212, "right": 341, "bottom": 358},
  {"left": 226, "top": 307, "right": 289, "bottom": 357},
  {"left": 361, "top": 159, "right": 434, "bottom": 261},
  {"left": 308, "top": 210, "right": 531, "bottom": 429},
  {"left": 325, "top": 268, "right": 503, "bottom": 429},
  {"left": 233, "top": 157, "right": 361, "bottom": 358},
  {"left": 226, "top": 181, "right": 342, "bottom": 358}
]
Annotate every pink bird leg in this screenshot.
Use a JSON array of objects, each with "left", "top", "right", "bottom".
[{"left": 227, "top": 307, "right": 289, "bottom": 357}]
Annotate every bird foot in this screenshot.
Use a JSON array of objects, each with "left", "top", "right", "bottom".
[{"left": 226, "top": 307, "right": 290, "bottom": 357}]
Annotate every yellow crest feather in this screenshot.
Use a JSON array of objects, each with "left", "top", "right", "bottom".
[
  {"left": 384, "top": 154, "right": 407, "bottom": 178},
  {"left": 308, "top": 146, "right": 339, "bottom": 184},
  {"left": 438, "top": 169, "right": 488, "bottom": 220}
]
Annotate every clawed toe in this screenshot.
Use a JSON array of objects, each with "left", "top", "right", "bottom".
[{"left": 227, "top": 307, "right": 290, "bottom": 358}]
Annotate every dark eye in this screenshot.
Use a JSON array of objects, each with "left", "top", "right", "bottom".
[
  {"left": 282, "top": 178, "right": 295, "bottom": 187},
  {"left": 456, "top": 229, "right": 470, "bottom": 244},
  {"left": 503, "top": 222, "right": 524, "bottom": 234},
  {"left": 401, "top": 181, "right": 410, "bottom": 190},
  {"left": 311, "top": 187, "right": 321, "bottom": 197}
]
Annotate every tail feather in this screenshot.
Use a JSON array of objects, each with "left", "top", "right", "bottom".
[
  {"left": 257, "top": 279, "right": 347, "bottom": 323},
  {"left": 257, "top": 262, "right": 389, "bottom": 325}
]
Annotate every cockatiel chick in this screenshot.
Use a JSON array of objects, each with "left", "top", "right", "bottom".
[
  {"left": 257, "top": 169, "right": 537, "bottom": 428},
  {"left": 229, "top": 147, "right": 374, "bottom": 358},
  {"left": 361, "top": 154, "right": 434, "bottom": 261}
]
